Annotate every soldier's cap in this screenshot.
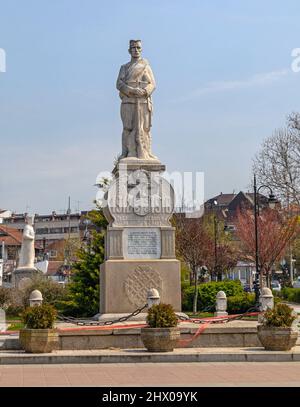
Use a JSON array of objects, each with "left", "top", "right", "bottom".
[{"left": 129, "top": 39, "right": 142, "bottom": 48}]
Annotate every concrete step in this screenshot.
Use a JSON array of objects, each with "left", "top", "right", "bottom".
[{"left": 1, "top": 347, "right": 300, "bottom": 365}]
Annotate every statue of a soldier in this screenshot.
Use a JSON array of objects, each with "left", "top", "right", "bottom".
[
  {"left": 116, "top": 40, "right": 157, "bottom": 160},
  {"left": 18, "top": 215, "right": 36, "bottom": 270}
]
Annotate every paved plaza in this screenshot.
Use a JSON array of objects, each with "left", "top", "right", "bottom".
[{"left": 0, "top": 362, "right": 300, "bottom": 387}]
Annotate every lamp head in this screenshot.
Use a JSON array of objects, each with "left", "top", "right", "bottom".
[{"left": 268, "top": 193, "right": 278, "bottom": 209}]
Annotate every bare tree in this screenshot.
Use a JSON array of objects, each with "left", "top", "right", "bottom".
[
  {"left": 288, "top": 112, "right": 300, "bottom": 132},
  {"left": 253, "top": 117, "right": 300, "bottom": 206},
  {"left": 203, "top": 215, "right": 238, "bottom": 281},
  {"left": 236, "top": 208, "right": 299, "bottom": 287},
  {"left": 175, "top": 216, "right": 214, "bottom": 313}
]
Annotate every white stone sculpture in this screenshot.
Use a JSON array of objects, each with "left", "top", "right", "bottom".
[
  {"left": 214, "top": 291, "right": 228, "bottom": 317},
  {"left": 147, "top": 288, "right": 161, "bottom": 308},
  {"left": 29, "top": 290, "right": 43, "bottom": 307},
  {"left": 259, "top": 287, "right": 274, "bottom": 312},
  {"left": 18, "top": 216, "right": 36, "bottom": 270},
  {"left": 116, "top": 39, "right": 158, "bottom": 161}
]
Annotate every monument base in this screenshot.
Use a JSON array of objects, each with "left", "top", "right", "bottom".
[
  {"left": 214, "top": 311, "right": 228, "bottom": 317},
  {"left": 97, "top": 313, "right": 148, "bottom": 322},
  {"left": 13, "top": 268, "right": 39, "bottom": 289},
  {"left": 97, "top": 311, "right": 189, "bottom": 323},
  {"left": 100, "top": 259, "right": 181, "bottom": 314},
  {"left": 113, "top": 157, "right": 165, "bottom": 174}
]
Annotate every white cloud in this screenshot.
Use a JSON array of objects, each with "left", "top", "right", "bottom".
[{"left": 173, "top": 69, "right": 289, "bottom": 102}]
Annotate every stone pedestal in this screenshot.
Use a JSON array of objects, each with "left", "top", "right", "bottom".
[
  {"left": 13, "top": 268, "right": 39, "bottom": 289},
  {"left": 100, "top": 259, "right": 181, "bottom": 314},
  {"left": 99, "top": 159, "right": 182, "bottom": 318},
  {"left": 214, "top": 311, "right": 228, "bottom": 317}
]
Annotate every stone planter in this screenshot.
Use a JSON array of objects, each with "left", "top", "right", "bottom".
[
  {"left": 141, "top": 327, "right": 180, "bottom": 352},
  {"left": 19, "top": 329, "right": 58, "bottom": 353},
  {"left": 257, "top": 325, "right": 298, "bottom": 351}
]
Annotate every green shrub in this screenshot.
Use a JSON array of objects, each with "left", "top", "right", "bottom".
[
  {"left": 6, "top": 305, "right": 24, "bottom": 317},
  {"left": 20, "top": 275, "right": 67, "bottom": 309},
  {"left": 147, "top": 303, "right": 178, "bottom": 328},
  {"left": 181, "top": 286, "right": 196, "bottom": 311},
  {"left": 227, "top": 293, "right": 255, "bottom": 314},
  {"left": 2, "top": 288, "right": 24, "bottom": 317},
  {"left": 274, "top": 296, "right": 282, "bottom": 305},
  {"left": 22, "top": 304, "right": 57, "bottom": 329},
  {"left": 280, "top": 287, "right": 300, "bottom": 303},
  {"left": 182, "top": 280, "right": 243, "bottom": 312},
  {"left": 262, "top": 303, "right": 296, "bottom": 327},
  {"left": 0, "top": 287, "right": 12, "bottom": 309}
]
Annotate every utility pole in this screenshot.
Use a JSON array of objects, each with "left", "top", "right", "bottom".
[
  {"left": 67, "top": 196, "right": 71, "bottom": 240},
  {"left": 0, "top": 241, "right": 4, "bottom": 286},
  {"left": 214, "top": 215, "right": 218, "bottom": 282},
  {"left": 290, "top": 251, "right": 294, "bottom": 284},
  {"left": 65, "top": 196, "right": 71, "bottom": 282}
]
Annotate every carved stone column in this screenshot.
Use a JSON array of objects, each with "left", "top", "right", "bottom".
[{"left": 161, "top": 227, "right": 176, "bottom": 259}]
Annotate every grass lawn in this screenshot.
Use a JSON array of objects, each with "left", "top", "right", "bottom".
[
  {"left": 186, "top": 312, "right": 214, "bottom": 318},
  {"left": 5, "top": 315, "right": 22, "bottom": 321},
  {"left": 7, "top": 322, "right": 24, "bottom": 331},
  {"left": 185, "top": 311, "right": 258, "bottom": 321},
  {"left": 240, "top": 316, "right": 258, "bottom": 320}
]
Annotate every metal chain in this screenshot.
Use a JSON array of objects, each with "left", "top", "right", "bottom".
[
  {"left": 58, "top": 304, "right": 260, "bottom": 327},
  {"left": 176, "top": 304, "right": 216, "bottom": 322},
  {"left": 176, "top": 305, "right": 260, "bottom": 324},
  {"left": 57, "top": 304, "right": 148, "bottom": 326}
]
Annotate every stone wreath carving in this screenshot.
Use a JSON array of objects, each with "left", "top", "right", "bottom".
[{"left": 124, "top": 265, "right": 162, "bottom": 307}]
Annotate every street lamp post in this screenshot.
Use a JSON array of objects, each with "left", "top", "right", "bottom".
[
  {"left": 253, "top": 174, "right": 277, "bottom": 307},
  {"left": 212, "top": 200, "right": 219, "bottom": 282},
  {"left": 214, "top": 215, "right": 218, "bottom": 281}
]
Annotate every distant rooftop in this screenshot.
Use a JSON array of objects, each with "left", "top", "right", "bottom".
[{"left": 0, "top": 225, "right": 22, "bottom": 245}]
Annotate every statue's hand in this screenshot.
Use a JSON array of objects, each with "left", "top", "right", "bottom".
[
  {"left": 129, "top": 88, "right": 146, "bottom": 97},
  {"left": 136, "top": 88, "right": 147, "bottom": 97}
]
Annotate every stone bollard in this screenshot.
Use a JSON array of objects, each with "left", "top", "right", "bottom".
[
  {"left": 0, "top": 308, "right": 7, "bottom": 333},
  {"left": 147, "top": 288, "right": 160, "bottom": 309},
  {"left": 214, "top": 291, "right": 228, "bottom": 317},
  {"left": 29, "top": 290, "right": 43, "bottom": 307},
  {"left": 259, "top": 287, "right": 274, "bottom": 312},
  {"left": 258, "top": 287, "right": 274, "bottom": 324}
]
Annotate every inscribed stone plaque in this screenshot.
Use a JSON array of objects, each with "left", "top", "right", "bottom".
[{"left": 123, "top": 228, "right": 161, "bottom": 259}]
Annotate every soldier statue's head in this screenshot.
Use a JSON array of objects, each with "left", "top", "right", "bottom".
[
  {"left": 25, "top": 214, "right": 35, "bottom": 226},
  {"left": 128, "top": 39, "right": 142, "bottom": 59}
]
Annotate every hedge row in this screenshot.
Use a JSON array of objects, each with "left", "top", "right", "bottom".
[
  {"left": 279, "top": 287, "right": 300, "bottom": 303},
  {"left": 182, "top": 280, "right": 244, "bottom": 312},
  {"left": 227, "top": 293, "right": 255, "bottom": 314}
]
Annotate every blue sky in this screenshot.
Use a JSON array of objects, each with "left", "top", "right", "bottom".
[{"left": 0, "top": 1, "right": 299, "bottom": 213}]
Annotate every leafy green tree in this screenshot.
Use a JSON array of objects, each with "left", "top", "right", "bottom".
[{"left": 63, "top": 208, "right": 107, "bottom": 317}]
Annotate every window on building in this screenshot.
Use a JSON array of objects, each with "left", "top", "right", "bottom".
[
  {"left": 7, "top": 246, "right": 17, "bottom": 260},
  {"left": 49, "top": 250, "right": 57, "bottom": 258},
  {"left": 240, "top": 270, "right": 246, "bottom": 280},
  {"left": 50, "top": 228, "right": 63, "bottom": 234},
  {"left": 36, "top": 228, "right": 49, "bottom": 234},
  {"left": 63, "top": 227, "right": 79, "bottom": 233}
]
